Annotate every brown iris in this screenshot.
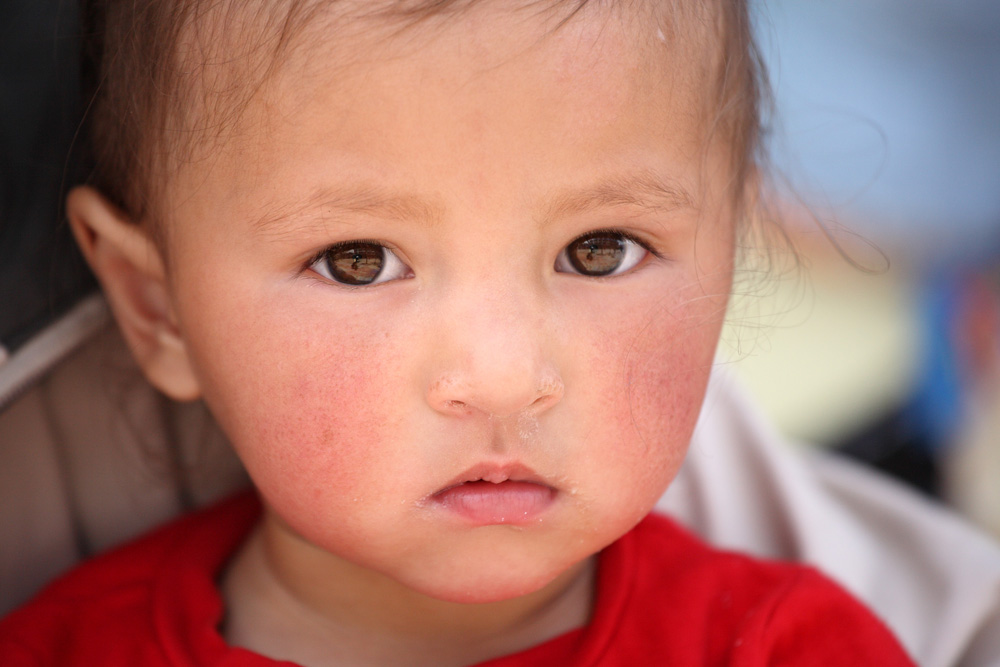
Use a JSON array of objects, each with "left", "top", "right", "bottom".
[
  {"left": 321, "top": 243, "right": 385, "bottom": 285},
  {"left": 566, "top": 234, "right": 627, "bottom": 276}
]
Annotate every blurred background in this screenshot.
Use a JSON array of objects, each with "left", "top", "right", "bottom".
[{"left": 726, "top": 0, "right": 1000, "bottom": 536}]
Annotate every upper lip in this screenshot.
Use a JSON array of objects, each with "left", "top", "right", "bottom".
[{"left": 433, "top": 461, "right": 551, "bottom": 496}]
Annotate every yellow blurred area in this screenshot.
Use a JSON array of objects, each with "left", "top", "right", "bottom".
[{"left": 720, "top": 226, "right": 921, "bottom": 446}]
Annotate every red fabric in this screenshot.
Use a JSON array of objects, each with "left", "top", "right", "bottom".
[{"left": 0, "top": 493, "right": 914, "bottom": 666}]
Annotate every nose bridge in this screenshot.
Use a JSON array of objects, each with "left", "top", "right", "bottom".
[{"left": 427, "top": 280, "right": 562, "bottom": 418}]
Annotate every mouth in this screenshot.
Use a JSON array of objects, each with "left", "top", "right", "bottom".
[{"left": 429, "top": 463, "right": 557, "bottom": 525}]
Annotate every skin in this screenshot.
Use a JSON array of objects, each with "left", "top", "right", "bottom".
[{"left": 70, "top": 3, "right": 738, "bottom": 666}]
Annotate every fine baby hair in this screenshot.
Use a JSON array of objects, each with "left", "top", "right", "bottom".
[{"left": 1, "top": 1, "right": 916, "bottom": 665}]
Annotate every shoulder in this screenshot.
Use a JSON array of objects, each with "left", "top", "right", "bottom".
[
  {"left": 608, "top": 513, "right": 916, "bottom": 665},
  {"left": 0, "top": 493, "right": 260, "bottom": 666},
  {"left": 625, "top": 512, "right": 807, "bottom": 598},
  {"left": 662, "top": 372, "right": 1000, "bottom": 665}
]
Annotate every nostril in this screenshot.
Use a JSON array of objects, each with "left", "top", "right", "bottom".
[
  {"left": 427, "top": 369, "right": 563, "bottom": 417},
  {"left": 529, "top": 393, "right": 558, "bottom": 412},
  {"left": 533, "top": 374, "right": 565, "bottom": 408},
  {"left": 427, "top": 375, "right": 475, "bottom": 415}
]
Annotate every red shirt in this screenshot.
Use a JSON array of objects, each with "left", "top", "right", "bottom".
[{"left": 0, "top": 493, "right": 913, "bottom": 665}]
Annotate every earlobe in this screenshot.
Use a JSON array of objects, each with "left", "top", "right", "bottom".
[{"left": 66, "top": 186, "right": 202, "bottom": 401}]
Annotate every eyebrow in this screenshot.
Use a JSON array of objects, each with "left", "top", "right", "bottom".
[
  {"left": 252, "top": 170, "right": 694, "bottom": 236},
  {"left": 542, "top": 171, "right": 695, "bottom": 222},
  {"left": 251, "top": 184, "right": 445, "bottom": 236}
]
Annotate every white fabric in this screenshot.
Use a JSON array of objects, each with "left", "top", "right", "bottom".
[{"left": 659, "top": 370, "right": 1000, "bottom": 667}]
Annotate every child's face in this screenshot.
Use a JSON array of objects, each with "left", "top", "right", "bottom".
[{"left": 162, "top": 5, "right": 734, "bottom": 602}]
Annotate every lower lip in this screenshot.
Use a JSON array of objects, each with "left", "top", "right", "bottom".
[{"left": 433, "top": 481, "right": 556, "bottom": 525}]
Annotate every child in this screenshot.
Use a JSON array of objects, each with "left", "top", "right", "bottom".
[{"left": 0, "top": 0, "right": 914, "bottom": 664}]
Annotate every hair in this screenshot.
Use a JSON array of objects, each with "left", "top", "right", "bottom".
[{"left": 79, "top": 0, "right": 768, "bottom": 232}]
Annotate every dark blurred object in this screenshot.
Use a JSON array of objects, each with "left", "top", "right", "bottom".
[
  {"left": 0, "top": 1, "right": 96, "bottom": 357},
  {"left": 835, "top": 405, "right": 940, "bottom": 497},
  {"left": 835, "top": 270, "right": 1000, "bottom": 499}
]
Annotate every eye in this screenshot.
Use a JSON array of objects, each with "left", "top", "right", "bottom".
[
  {"left": 555, "top": 230, "right": 650, "bottom": 277},
  {"left": 308, "top": 241, "right": 411, "bottom": 286}
]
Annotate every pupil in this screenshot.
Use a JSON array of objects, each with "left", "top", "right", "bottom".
[
  {"left": 326, "top": 244, "right": 384, "bottom": 285},
  {"left": 568, "top": 235, "right": 625, "bottom": 276}
]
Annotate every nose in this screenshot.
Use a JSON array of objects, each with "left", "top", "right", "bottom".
[{"left": 425, "top": 291, "right": 564, "bottom": 419}]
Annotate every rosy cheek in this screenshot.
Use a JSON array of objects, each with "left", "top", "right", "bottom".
[
  {"left": 194, "top": 294, "right": 404, "bottom": 502},
  {"left": 625, "top": 312, "right": 718, "bottom": 439},
  {"left": 585, "top": 285, "right": 726, "bottom": 512}
]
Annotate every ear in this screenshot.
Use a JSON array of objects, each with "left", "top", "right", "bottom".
[{"left": 66, "top": 186, "right": 201, "bottom": 401}]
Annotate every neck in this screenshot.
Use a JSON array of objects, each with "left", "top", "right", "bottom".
[{"left": 221, "top": 511, "right": 595, "bottom": 667}]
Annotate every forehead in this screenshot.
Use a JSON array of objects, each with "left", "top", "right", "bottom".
[
  {"left": 163, "top": 0, "right": 725, "bottom": 231},
  {"left": 170, "top": 0, "right": 721, "bottom": 147}
]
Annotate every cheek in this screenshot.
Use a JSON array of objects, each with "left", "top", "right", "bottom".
[
  {"left": 184, "top": 289, "right": 408, "bottom": 503},
  {"left": 623, "top": 288, "right": 726, "bottom": 446},
  {"left": 570, "top": 272, "right": 729, "bottom": 520}
]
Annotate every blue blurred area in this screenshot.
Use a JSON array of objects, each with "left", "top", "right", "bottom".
[{"left": 757, "top": 0, "right": 1000, "bottom": 265}]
